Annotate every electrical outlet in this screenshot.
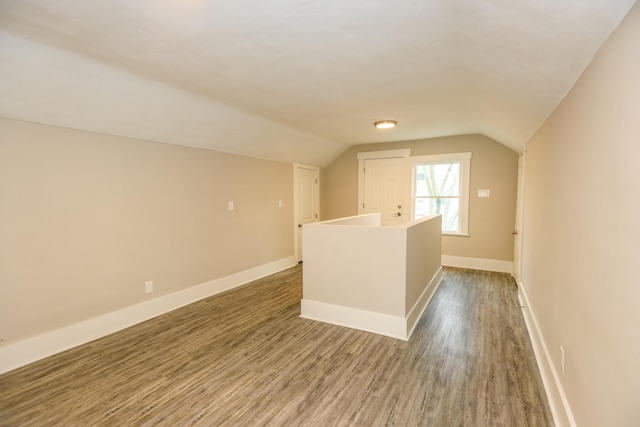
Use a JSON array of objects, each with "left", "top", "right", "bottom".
[
  {"left": 145, "top": 280, "right": 154, "bottom": 293},
  {"left": 560, "top": 346, "right": 565, "bottom": 374},
  {"left": 278, "top": 199, "right": 283, "bottom": 208}
]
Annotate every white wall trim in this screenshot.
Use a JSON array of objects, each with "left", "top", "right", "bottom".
[
  {"left": 406, "top": 267, "right": 443, "bottom": 338},
  {"left": 0, "top": 256, "right": 297, "bottom": 375},
  {"left": 356, "top": 149, "right": 411, "bottom": 160},
  {"left": 301, "top": 267, "right": 442, "bottom": 341},
  {"left": 300, "top": 299, "right": 407, "bottom": 340},
  {"left": 518, "top": 280, "right": 576, "bottom": 427},
  {"left": 441, "top": 255, "right": 512, "bottom": 273}
]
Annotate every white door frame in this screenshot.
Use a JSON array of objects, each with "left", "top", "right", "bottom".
[
  {"left": 357, "top": 149, "right": 411, "bottom": 221},
  {"left": 513, "top": 152, "right": 526, "bottom": 282},
  {"left": 294, "top": 164, "right": 320, "bottom": 262}
]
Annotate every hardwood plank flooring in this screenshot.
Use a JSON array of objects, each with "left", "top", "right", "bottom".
[{"left": 0, "top": 266, "right": 554, "bottom": 426}]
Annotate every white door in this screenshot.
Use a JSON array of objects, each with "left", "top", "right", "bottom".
[
  {"left": 513, "top": 152, "right": 526, "bottom": 283},
  {"left": 294, "top": 165, "right": 319, "bottom": 262},
  {"left": 362, "top": 158, "right": 404, "bottom": 225}
]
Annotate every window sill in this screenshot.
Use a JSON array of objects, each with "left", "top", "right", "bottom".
[{"left": 443, "top": 232, "right": 470, "bottom": 237}]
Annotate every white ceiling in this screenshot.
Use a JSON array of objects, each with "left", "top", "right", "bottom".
[{"left": 0, "top": 0, "right": 636, "bottom": 166}]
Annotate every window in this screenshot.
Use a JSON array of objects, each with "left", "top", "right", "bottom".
[{"left": 411, "top": 152, "right": 471, "bottom": 235}]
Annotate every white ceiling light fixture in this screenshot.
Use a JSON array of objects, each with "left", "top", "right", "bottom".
[{"left": 374, "top": 120, "right": 397, "bottom": 129}]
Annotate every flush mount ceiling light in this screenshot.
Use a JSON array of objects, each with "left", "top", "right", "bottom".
[{"left": 373, "top": 120, "right": 397, "bottom": 129}]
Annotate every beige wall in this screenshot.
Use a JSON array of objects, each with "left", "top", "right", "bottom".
[
  {"left": 0, "top": 118, "right": 294, "bottom": 344},
  {"left": 522, "top": 3, "right": 640, "bottom": 426},
  {"left": 323, "top": 134, "right": 518, "bottom": 261}
]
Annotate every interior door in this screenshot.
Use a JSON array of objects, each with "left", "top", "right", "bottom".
[
  {"left": 362, "top": 158, "right": 404, "bottom": 226},
  {"left": 295, "top": 165, "right": 319, "bottom": 262},
  {"left": 513, "top": 153, "right": 526, "bottom": 283}
]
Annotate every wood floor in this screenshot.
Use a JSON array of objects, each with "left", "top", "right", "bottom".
[{"left": 0, "top": 265, "right": 553, "bottom": 426}]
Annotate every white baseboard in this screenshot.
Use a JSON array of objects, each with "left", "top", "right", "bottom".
[
  {"left": 300, "top": 267, "right": 443, "bottom": 341},
  {"left": 406, "top": 267, "right": 443, "bottom": 338},
  {"left": 517, "top": 280, "right": 576, "bottom": 427},
  {"left": 441, "top": 255, "right": 513, "bottom": 273},
  {"left": 0, "top": 256, "right": 297, "bottom": 375},
  {"left": 300, "top": 300, "right": 408, "bottom": 340}
]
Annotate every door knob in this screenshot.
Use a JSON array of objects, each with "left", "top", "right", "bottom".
[
  {"left": 393, "top": 212, "right": 402, "bottom": 217},
  {"left": 298, "top": 224, "right": 302, "bottom": 228},
  {"left": 512, "top": 230, "right": 518, "bottom": 235}
]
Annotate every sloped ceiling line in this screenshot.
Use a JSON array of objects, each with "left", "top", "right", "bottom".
[{"left": 0, "top": 0, "right": 635, "bottom": 166}]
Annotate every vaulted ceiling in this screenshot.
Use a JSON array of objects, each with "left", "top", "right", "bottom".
[{"left": 0, "top": 0, "right": 635, "bottom": 166}]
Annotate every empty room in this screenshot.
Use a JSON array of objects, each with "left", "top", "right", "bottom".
[{"left": 1, "top": 1, "right": 639, "bottom": 426}]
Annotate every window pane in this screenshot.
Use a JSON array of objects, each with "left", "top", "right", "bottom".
[
  {"left": 415, "top": 163, "right": 460, "bottom": 197},
  {"left": 415, "top": 197, "right": 460, "bottom": 232}
]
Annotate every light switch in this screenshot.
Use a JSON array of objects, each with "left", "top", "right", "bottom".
[
  {"left": 228, "top": 201, "right": 234, "bottom": 211},
  {"left": 478, "top": 189, "right": 490, "bottom": 198}
]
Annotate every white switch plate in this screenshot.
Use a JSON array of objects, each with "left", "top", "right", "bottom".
[
  {"left": 145, "top": 281, "right": 154, "bottom": 293},
  {"left": 278, "top": 200, "right": 283, "bottom": 208},
  {"left": 228, "top": 201, "right": 234, "bottom": 211},
  {"left": 478, "top": 189, "right": 490, "bottom": 198}
]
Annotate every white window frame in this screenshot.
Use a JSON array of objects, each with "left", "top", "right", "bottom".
[{"left": 410, "top": 152, "right": 471, "bottom": 236}]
